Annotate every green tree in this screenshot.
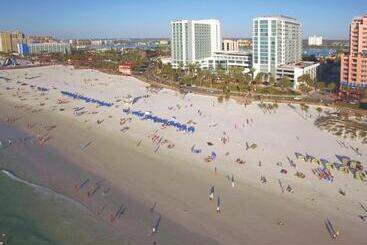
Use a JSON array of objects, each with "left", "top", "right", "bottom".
[
  {"left": 298, "top": 74, "right": 314, "bottom": 87},
  {"left": 268, "top": 73, "right": 275, "bottom": 84},
  {"left": 299, "top": 84, "right": 311, "bottom": 93},
  {"left": 249, "top": 68, "right": 256, "bottom": 81},
  {"left": 229, "top": 67, "right": 245, "bottom": 84},
  {"left": 255, "top": 72, "right": 264, "bottom": 84},
  {"left": 327, "top": 82, "right": 336, "bottom": 93},
  {"left": 187, "top": 63, "right": 196, "bottom": 78},
  {"left": 316, "top": 81, "right": 326, "bottom": 91},
  {"left": 279, "top": 76, "right": 293, "bottom": 89},
  {"left": 362, "top": 88, "right": 367, "bottom": 101}
]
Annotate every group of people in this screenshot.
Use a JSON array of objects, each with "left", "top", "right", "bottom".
[{"left": 37, "top": 86, "right": 49, "bottom": 92}]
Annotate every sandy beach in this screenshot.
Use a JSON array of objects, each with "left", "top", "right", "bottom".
[{"left": 0, "top": 65, "right": 366, "bottom": 244}]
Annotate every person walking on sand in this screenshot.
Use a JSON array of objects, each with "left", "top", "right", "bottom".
[
  {"left": 231, "top": 175, "right": 235, "bottom": 188},
  {"left": 209, "top": 186, "right": 214, "bottom": 200},
  {"left": 216, "top": 197, "right": 221, "bottom": 213}
]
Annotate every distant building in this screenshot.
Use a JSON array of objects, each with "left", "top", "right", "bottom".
[
  {"left": 277, "top": 61, "right": 319, "bottom": 89},
  {"left": 252, "top": 16, "right": 302, "bottom": 77},
  {"left": 27, "top": 36, "right": 57, "bottom": 44},
  {"left": 222, "top": 39, "right": 239, "bottom": 52},
  {"left": 222, "top": 39, "right": 251, "bottom": 52},
  {"left": 308, "top": 35, "right": 323, "bottom": 46},
  {"left": 0, "top": 31, "right": 26, "bottom": 53},
  {"left": 91, "top": 40, "right": 103, "bottom": 46},
  {"left": 170, "top": 19, "right": 221, "bottom": 68},
  {"left": 159, "top": 40, "right": 169, "bottom": 45},
  {"left": 69, "top": 39, "right": 92, "bottom": 46},
  {"left": 340, "top": 14, "right": 367, "bottom": 89},
  {"left": 28, "top": 43, "right": 71, "bottom": 54},
  {"left": 237, "top": 39, "right": 252, "bottom": 50}
]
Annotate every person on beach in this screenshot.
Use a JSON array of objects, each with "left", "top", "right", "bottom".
[
  {"left": 261, "top": 176, "right": 267, "bottom": 184},
  {"left": 216, "top": 197, "right": 221, "bottom": 213},
  {"left": 231, "top": 175, "right": 235, "bottom": 188},
  {"left": 209, "top": 186, "right": 214, "bottom": 200}
]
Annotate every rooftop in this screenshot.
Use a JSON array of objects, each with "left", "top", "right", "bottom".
[
  {"left": 278, "top": 61, "right": 319, "bottom": 69},
  {"left": 254, "top": 15, "right": 298, "bottom": 21}
]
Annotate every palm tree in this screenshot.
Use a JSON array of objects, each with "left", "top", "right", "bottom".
[
  {"left": 249, "top": 68, "right": 256, "bottom": 82},
  {"left": 209, "top": 72, "right": 216, "bottom": 88},
  {"left": 327, "top": 82, "right": 336, "bottom": 93},
  {"left": 279, "top": 76, "right": 292, "bottom": 89},
  {"left": 316, "top": 81, "right": 326, "bottom": 91},
  {"left": 154, "top": 59, "right": 163, "bottom": 75},
  {"left": 268, "top": 73, "right": 275, "bottom": 84},
  {"left": 298, "top": 74, "right": 313, "bottom": 87},
  {"left": 188, "top": 63, "right": 196, "bottom": 78},
  {"left": 230, "top": 67, "right": 244, "bottom": 84},
  {"left": 200, "top": 69, "right": 211, "bottom": 87}
]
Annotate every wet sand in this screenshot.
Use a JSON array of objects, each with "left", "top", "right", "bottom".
[{"left": 0, "top": 111, "right": 218, "bottom": 245}]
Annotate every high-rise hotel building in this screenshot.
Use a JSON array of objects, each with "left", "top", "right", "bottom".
[
  {"left": 252, "top": 16, "right": 302, "bottom": 77},
  {"left": 0, "top": 31, "right": 26, "bottom": 53},
  {"left": 340, "top": 15, "right": 367, "bottom": 89},
  {"left": 170, "top": 19, "right": 221, "bottom": 68}
]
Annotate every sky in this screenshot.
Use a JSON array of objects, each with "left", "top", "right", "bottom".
[{"left": 1, "top": 0, "right": 366, "bottom": 40}]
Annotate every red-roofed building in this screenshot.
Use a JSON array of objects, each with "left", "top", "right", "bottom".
[{"left": 119, "top": 63, "right": 132, "bottom": 76}]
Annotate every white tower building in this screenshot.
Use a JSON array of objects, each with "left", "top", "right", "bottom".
[
  {"left": 171, "top": 19, "right": 221, "bottom": 68},
  {"left": 252, "top": 15, "right": 302, "bottom": 76}
]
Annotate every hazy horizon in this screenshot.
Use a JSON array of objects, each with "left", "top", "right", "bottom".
[{"left": 0, "top": 0, "right": 365, "bottom": 40}]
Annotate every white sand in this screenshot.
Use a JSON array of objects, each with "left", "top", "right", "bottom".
[{"left": 1, "top": 65, "right": 366, "bottom": 244}]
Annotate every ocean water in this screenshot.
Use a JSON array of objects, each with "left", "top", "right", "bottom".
[
  {"left": 303, "top": 48, "right": 336, "bottom": 57},
  {"left": 0, "top": 170, "right": 124, "bottom": 245}
]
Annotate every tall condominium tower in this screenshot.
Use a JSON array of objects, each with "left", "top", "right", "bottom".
[
  {"left": 0, "top": 31, "right": 26, "bottom": 53},
  {"left": 340, "top": 14, "right": 367, "bottom": 89},
  {"left": 252, "top": 16, "right": 302, "bottom": 76},
  {"left": 170, "top": 19, "right": 221, "bottom": 68}
]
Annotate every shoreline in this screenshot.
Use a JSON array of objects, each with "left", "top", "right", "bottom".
[
  {"left": 0, "top": 101, "right": 220, "bottom": 245},
  {"left": 0, "top": 65, "right": 366, "bottom": 244}
]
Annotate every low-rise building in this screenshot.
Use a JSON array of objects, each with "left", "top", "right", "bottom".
[
  {"left": 200, "top": 51, "right": 252, "bottom": 71},
  {"left": 308, "top": 35, "right": 323, "bottom": 46},
  {"left": 91, "top": 40, "right": 103, "bottom": 46},
  {"left": 159, "top": 51, "right": 252, "bottom": 72},
  {"left": 119, "top": 63, "right": 132, "bottom": 76},
  {"left": 28, "top": 43, "right": 71, "bottom": 54},
  {"left": 27, "top": 36, "right": 57, "bottom": 44},
  {"left": 159, "top": 40, "right": 169, "bottom": 45},
  {"left": 276, "top": 61, "right": 319, "bottom": 89}
]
